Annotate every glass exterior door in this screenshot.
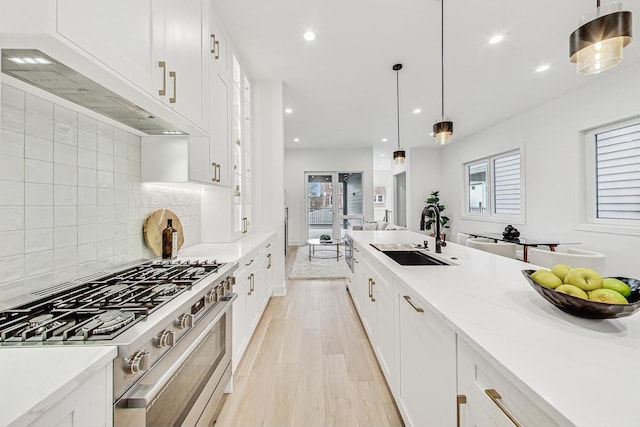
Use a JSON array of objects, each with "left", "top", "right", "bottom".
[{"left": 306, "top": 172, "right": 363, "bottom": 241}]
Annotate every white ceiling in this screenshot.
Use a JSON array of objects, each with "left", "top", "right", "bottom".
[{"left": 215, "top": 0, "right": 640, "bottom": 151}]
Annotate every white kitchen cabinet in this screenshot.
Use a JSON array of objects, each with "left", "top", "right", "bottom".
[
  {"left": 56, "top": 0, "right": 155, "bottom": 94},
  {"left": 210, "top": 11, "right": 230, "bottom": 78},
  {"left": 259, "top": 240, "right": 274, "bottom": 310},
  {"left": 152, "top": 0, "right": 207, "bottom": 127},
  {"left": 374, "top": 269, "right": 394, "bottom": 382},
  {"left": 457, "top": 338, "right": 562, "bottom": 427},
  {"left": 57, "top": 0, "right": 207, "bottom": 129},
  {"left": 397, "top": 286, "right": 457, "bottom": 427},
  {"left": 28, "top": 362, "right": 112, "bottom": 427}
]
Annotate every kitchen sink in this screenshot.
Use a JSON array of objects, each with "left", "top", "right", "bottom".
[{"left": 381, "top": 250, "right": 451, "bottom": 266}]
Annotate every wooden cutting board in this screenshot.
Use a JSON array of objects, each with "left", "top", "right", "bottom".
[{"left": 143, "top": 208, "right": 185, "bottom": 257}]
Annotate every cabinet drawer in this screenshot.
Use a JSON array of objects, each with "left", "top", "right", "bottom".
[{"left": 457, "top": 338, "right": 561, "bottom": 427}]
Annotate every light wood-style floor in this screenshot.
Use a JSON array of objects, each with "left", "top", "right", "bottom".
[{"left": 215, "top": 246, "right": 404, "bottom": 427}]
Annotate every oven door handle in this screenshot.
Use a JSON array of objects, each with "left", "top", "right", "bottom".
[{"left": 117, "top": 293, "right": 237, "bottom": 408}]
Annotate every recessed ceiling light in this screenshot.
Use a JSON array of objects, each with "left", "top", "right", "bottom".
[
  {"left": 303, "top": 31, "right": 316, "bottom": 41},
  {"left": 8, "top": 56, "right": 52, "bottom": 65},
  {"left": 489, "top": 34, "right": 504, "bottom": 45},
  {"left": 161, "top": 131, "right": 184, "bottom": 135},
  {"left": 413, "top": 108, "right": 422, "bottom": 114},
  {"left": 536, "top": 64, "right": 550, "bottom": 72},
  {"left": 285, "top": 108, "right": 293, "bottom": 114},
  {"left": 381, "top": 138, "right": 388, "bottom": 142},
  {"left": 293, "top": 138, "right": 300, "bottom": 142},
  {"left": 380, "top": 154, "right": 385, "bottom": 157}
]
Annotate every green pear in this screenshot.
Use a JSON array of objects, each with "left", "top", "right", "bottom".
[
  {"left": 564, "top": 268, "right": 603, "bottom": 291},
  {"left": 602, "top": 278, "right": 631, "bottom": 297},
  {"left": 555, "top": 284, "right": 588, "bottom": 299},
  {"left": 531, "top": 269, "right": 563, "bottom": 289},
  {"left": 550, "top": 264, "right": 572, "bottom": 282},
  {"left": 588, "top": 288, "right": 628, "bottom": 304}
]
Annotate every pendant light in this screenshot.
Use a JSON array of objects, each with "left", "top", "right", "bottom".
[
  {"left": 433, "top": 0, "right": 453, "bottom": 145},
  {"left": 569, "top": 1, "right": 632, "bottom": 75},
  {"left": 392, "top": 63, "right": 406, "bottom": 164}
]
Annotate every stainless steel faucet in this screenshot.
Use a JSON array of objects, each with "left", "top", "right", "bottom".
[{"left": 421, "top": 203, "right": 447, "bottom": 253}]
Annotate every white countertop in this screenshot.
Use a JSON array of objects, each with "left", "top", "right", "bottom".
[
  {"left": 179, "top": 232, "right": 274, "bottom": 263},
  {"left": 350, "top": 230, "right": 640, "bottom": 427},
  {"left": 0, "top": 346, "right": 117, "bottom": 427}
]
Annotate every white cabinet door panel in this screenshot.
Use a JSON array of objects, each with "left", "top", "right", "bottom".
[{"left": 57, "top": 0, "right": 154, "bottom": 93}]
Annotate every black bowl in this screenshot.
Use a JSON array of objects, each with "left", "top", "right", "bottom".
[{"left": 521, "top": 270, "right": 640, "bottom": 319}]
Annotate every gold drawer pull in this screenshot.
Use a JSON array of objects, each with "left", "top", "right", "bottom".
[
  {"left": 158, "top": 61, "right": 167, "bottom": 96},
  {"left": 169, "top": 71, "right": 177, "bottom": 103},
  {"left": 456, "top": 395, "right": 466, "bottom": 427},
  {"left": 485, "top": 389, "right": 521, "bottom": 427},
  {"left": 370, "top": 280, "right": 376, "bottom": 302},
  {"left": 403, "top": 295, "right": 424, "bottom": 312}
]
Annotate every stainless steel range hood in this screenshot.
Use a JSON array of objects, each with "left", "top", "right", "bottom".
[{"left": 1, "top": 49, "right": 187, "bottom": 135}]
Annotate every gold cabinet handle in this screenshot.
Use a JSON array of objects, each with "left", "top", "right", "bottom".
[
  {"left": 216, "top": 163, "right": 221, "bottom": 182},
  {"left": 368, "top": 278, "right": 372, "bottom": 299},
  {"left": 169, "top": 71, "right": 177, "bottom": 103},
  {"left": 210, "top": 34, "right": 216, "bottom": 54},
  {"left": 485, "top": 389, "right": 521, "bottom": 427},
  {"left": 212, "top": 162, "right": 217, "bottom": 182},
  {"left": 267, "top": 253, "right": 272, "bottom": 269},
  {"left": 210, "top": 34, "right": 220, "bottom": 59},
  {"left": 456, "top": 395, "right": 466, "bottom": 427},
  {"left": 248, "top": 273, "right": 255, "bottom": 295},
  {"left": 354, "top": 247, "right": 359, "bottom": 252},
  {"left": 403, "top": 295, "right": 424, "bottom": 313},
  {"left": 158, "top": 61, "right": 167, "bottom": 96},
  {"left": 370, "top": 280, "right": 376, "bottom": 302}
]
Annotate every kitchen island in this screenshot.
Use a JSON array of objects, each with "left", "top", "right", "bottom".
[{"left": 348, "top": 229, "right": 640, "bottom": 427}]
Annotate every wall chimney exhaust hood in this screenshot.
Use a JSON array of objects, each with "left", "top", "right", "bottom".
[{"left": 2, "top": 49, "right": 187, "bottom": 135}]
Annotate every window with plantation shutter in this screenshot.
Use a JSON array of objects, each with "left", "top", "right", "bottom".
[
  {"left": 493, "top": 152, "right": 521, "bottom": 215},
  {"left": 464, "top": 149, "right": 523, "bottom": 221},
  {"left": 595, "top": 123, "right": 640, "bottom": 220}
]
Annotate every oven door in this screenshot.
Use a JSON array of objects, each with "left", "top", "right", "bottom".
[{"left": 114, "top": 294, "right": 235, "bottom": 427}]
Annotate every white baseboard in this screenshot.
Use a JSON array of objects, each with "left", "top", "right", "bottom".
[{"left": 272, "top": 279, "right": 287, "bottom": 296}]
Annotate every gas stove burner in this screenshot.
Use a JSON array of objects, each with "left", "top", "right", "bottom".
[
  {"left": 92, "top": 310, "right": 136, "bottom": 335},
  {"left": 154, "top": 283, "right": 178, "bottom": 296},
  {"left": 29, "top": 314, "right": 54, "bottom": 327},
  {"left": 103, "top": 284, "right": 129, "bottom": 294}
]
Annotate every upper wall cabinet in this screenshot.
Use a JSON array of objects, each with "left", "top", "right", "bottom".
[
  {"left": 152, "top": 0, "right": 207, "bottom": 126},
  {"left": 56, "top": 0, "right": 155, "bottom": 94},
  {"left": 1, "top": 0, "right": 208, "bottom": 132}
]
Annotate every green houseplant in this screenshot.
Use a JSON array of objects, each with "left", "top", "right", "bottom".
[{"left": 424, "top": 191, "right": 450, "bottom": 237}]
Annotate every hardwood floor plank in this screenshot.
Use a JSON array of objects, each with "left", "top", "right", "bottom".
[{"left": 216, "top": 246, "right": 404, "bottom": 427}]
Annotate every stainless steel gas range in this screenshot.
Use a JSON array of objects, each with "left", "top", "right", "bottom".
[{"left": 0, "top": 259, "right": 238, "bottom": 426}]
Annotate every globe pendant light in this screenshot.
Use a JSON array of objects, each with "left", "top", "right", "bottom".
[
  {"left": 433, "top": 0, "right": 453, "bottom": 145},
  {"left": 392, "top": 63, "right": 406, "bottom": 164},
  {"left": 569, "top": 1, "right": 632, "bottom": 75}
]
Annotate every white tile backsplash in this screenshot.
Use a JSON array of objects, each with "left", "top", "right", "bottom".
[
  {"left": 25, "top": 159, "right": 53, "bottom": 183},
  {"left": 0, "top": 84, "right": 202, "bottom": 300},
  {"left": 25, "top": 112, "right": 53, "bottom": 140},
  {"left": 0, "top": 129, "right": 24, "bottom": 157}
]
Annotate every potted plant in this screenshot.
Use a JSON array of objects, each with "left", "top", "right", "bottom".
[{"left": 423, "top": 190, "right": 450, "bottom": 239}]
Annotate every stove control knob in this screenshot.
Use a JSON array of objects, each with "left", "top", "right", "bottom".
[
  {"left": 176, "top": 313, "right": 193, "bottom": 329},
  {"left": 155, "top": 329, "right": 175, "bottom": 348},
  {"left": 217, "top": 284, "right": 225, "bottom": 299},
  {"left": 126, "top": 350, "right": 149, "bottom": 374},
  {"left": 205, "top": 288, "right": 219, "bottom": 304}
]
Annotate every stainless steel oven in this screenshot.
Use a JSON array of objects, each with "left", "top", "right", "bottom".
[{"left": 114, "top": 292, "right": 235, "bottom": 426}]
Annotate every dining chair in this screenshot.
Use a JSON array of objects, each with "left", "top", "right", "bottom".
[
  {"left": 466, "top": 238, "right": 517, "bottom": 259},
  {"left": 527, "top": 247, "right": 607, "bottom": 273}
]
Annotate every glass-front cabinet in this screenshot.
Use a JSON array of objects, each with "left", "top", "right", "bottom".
[{"left": 232, "top": 55, "right": 251, "bottom": 234}]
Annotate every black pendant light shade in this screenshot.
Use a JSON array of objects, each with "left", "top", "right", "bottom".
[
  {"left": 433, "top": 0, "right": 453, "bottom": 145},
  {"left": 392, "top": 63, "right": 405, "bottom": 164},
  {"left": 569, "top": 1, "right": 632, "bottom": 75}
]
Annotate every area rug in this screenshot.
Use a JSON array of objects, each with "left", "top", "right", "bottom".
[{"left": 288, "top": 247, "right": 350, "bottom": 279}]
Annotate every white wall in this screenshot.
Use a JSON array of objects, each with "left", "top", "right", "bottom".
[
  {"left": 0, "top": 83, "right": 202, "bottom": 301},
  {"left": 406, "top": 148, "right": 442, "bottom": 233},
  {"left": 433, "top": 61, "right": 640, "bottom": 277},
  {"left": 253, "top": 80, "right": 286, "bottom": 294},
  {"left": 284, "top": 148, "right": 373, "bottom": 245}
]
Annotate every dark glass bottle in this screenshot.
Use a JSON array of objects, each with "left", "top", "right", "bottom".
[{"left": 162, "top": 218, "right": 178, "bottom": 259}]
